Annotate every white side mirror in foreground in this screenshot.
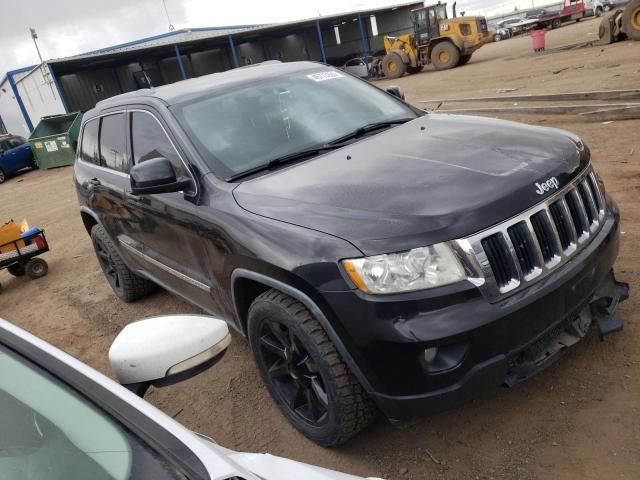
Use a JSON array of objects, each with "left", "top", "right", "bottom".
[{"left": 109, "top": 315, "right": 231, "bottom": 396}]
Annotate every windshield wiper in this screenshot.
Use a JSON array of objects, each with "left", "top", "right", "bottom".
[
  {"left": 227, "top": 144, "right": 343, "bottom": 182},
  {"left": 226, "top": 118, "right": 415, "bottom": 182},
  {"left": 327, "top": 117, "right": 415, "bottom": 145}
]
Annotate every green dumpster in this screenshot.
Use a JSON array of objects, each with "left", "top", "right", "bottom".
[{"left": 28, "top": 112, "right": 83, "bottom": 169}]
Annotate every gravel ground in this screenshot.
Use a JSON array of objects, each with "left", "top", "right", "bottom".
[{"left": 1, "top": 17, "right": 639, "bottom": 480}]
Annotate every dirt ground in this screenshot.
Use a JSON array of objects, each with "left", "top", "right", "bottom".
[{"left": 1, "top": 17, "right": 639, "bottom": 480}]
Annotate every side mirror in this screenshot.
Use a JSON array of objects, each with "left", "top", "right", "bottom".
[
  {"left": 386, "top": 85, "right": 406, "bottom": 100},
  {"left": 130, "top": 157, "right": 190, "bottom": 195},
  {"left": 109, "top": 315, "right": 231, "bottom": 397}
]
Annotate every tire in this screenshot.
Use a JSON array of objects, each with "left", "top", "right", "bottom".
[
  {"left": 248, "top": 289, "right": 377, "bottom": 446},
  {"left": 458, "top": 54, "right": 472, "bottom": 66},
  {"left": 407, "top": 65, "right": 424, "bottom": 74},
  {"left": 494, "top": 33, "right": 502, "bottom": 42},
  {"left": 25, "top": 258, "right": 48, "bottom": 279},
  {"left": 8, "top": 263, "right": 25, "bottom": 277},
  {"left": 0, "top": 169, "right": 5, "bottom": 184},
  {"left": 622, "top": 0, "right": 640, "bottom": 41},
  {"left": 604, "top": 4, "right": 613, "bottom": 12},
  {"left": 596, "top": 7, "right": 603, "bottom": 17},
  {"left": 381, "top": 52, "right": 407, "bottom": 79},
  {"left": 552, "top": 18, "right": 562, "bottom": 29},
  {"left": 430, "top": 41, "right": 461, "bottom": 70},
  {"left": 90, "top": 224, "right": 154, "bottom": 302}
]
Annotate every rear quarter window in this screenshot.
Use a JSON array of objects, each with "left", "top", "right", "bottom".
[{"left": 79, "top": 120, "right": 100, "bottom": 165}]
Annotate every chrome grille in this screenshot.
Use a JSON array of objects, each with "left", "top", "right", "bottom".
[{"left": 454, "top": 166, "right": 606, "bottom": 300}]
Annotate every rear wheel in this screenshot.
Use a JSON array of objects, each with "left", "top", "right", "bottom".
[
  {"left": 381, "top": 52, "right": 407, "bottom": 79},
  {"left": 622, "top": 0, "right": 640, "bottom": 40},
  {"left": 26, "top": 258, "right": 48, "bottom": 279},
  {"left": 90, "top": 224, "right": 154, "bottom": 302},
  {"left": 248, "top": 289, "right": 377, "bottom": 446},
  {"left": 458, "top": 54, "right": 472, "bottom": 66},
  {"left": 552, "top": 18, "right": 562, "bottom": 28},
  {"left": 8, "top": 263, "right": 25, "bottom": 277},
  {"left": 430, "top": 41, "right": 461, "bottom": 70},
  {"left": 0, "top": 169, "right": 5, "bottom": 184}
]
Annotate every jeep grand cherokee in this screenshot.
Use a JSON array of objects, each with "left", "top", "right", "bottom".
[{"left": 74, "top": 61, "right": 629, "bottom": 446}]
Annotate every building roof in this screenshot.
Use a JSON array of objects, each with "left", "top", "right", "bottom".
[{"left": 47, "top": 1, "right": 422, "bottom": 65}]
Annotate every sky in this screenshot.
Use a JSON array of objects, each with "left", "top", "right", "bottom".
[{"left": 0, "top": 0, "right": 553, "bottom": 77}]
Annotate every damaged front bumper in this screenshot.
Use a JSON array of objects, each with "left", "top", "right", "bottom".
[{"left": 506, "top": 271, "right": 629, "bottom": 386}]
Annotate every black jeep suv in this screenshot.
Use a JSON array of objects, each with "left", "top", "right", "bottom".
[{"left": 75, "top": 61, "right": 628, "bottom": 446}]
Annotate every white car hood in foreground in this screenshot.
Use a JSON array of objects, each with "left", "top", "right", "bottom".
[
  {"left": 229, "top": 452, "right": 384, "bottom": 480},
  {"left": 194, "top": 434, "right": 383, "bottom": 480}
]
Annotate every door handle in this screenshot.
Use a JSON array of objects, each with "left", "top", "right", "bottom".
[{"left": 89, "top": 178, "right": 101, "bottom": 186}]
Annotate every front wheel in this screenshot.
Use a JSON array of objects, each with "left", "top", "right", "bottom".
[
  {"left": 430, "top": 41, "right": 461, "bottom": 70},
  {"left": 622, "top": 0, "right": 640, "bottom": 41},
  {"left": 248, "top": 289, "right": 377, "bottom": 446},
  {"left": 26, "top": 258, "right": 48, "bottom": 279},
  {"left": 596, "top": 7, "right": 603, "bottom": 17},
  {"left": 494, "top": 33, "right": 502, "bottom": 42},
  {"left": 381, "top": 52, "right": 407, "bottom": 79},
  {"left": 552, "top": 18, "right": 562, "bottom": 28}
]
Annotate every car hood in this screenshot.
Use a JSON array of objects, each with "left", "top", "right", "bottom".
[
  {"left": 233, "top": 114, "right": 587, "bottom": 256},
  {"left": 229, "top": 452, "right": 383, "bottom": 480}
]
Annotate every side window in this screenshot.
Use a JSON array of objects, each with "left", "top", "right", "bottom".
[
  {"left": 0, "top": 140, "right": 9, "bottom": 154},
  {"left": 8, "top": 137, "right": 23, "bottom": 148},
  {"left": 80, "top": 120, "right": 100, "bottom": 164},
  {"left": 130, "top": 112, "right": 192, "bottom": 189},
  {"left": 99, "top": 113, "right": 130, "bottom": 173}
]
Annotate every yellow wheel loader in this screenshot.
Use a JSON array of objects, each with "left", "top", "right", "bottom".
[
  {"left": 598, "top": 0, "right": 640, "bottom": 44},
  {"left": 381, "top": 2, "right": 493, "bottom": 78}
]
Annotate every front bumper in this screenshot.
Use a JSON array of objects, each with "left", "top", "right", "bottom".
[{"left": 320, "top": 202, "right": 628, "bottom": 420}]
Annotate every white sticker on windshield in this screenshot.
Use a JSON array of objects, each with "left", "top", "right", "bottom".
[{"left": 306, "top": 71, "right": 344, "bottom": 82}]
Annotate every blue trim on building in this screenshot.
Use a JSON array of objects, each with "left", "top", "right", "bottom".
[
  {"left": 6, "top": 69, "right": 34, "bottom": 132},
  {"left": 174, "top": 45, "right": 188, "bottom": 80},
  {"left": 47, "top": 64, "right": 69, "bottom": 113},
  {"left": 315, "top": 20, "right": 327, "bottom": 64},
  {"left": 78, "top": 25, "right": 263, "bottom": 57},
  {"left": 356, "top": 15, "right": 371, "bottom": 78},
  {"left": 228, "top": 36, "right": 240, "bottom": 68}
]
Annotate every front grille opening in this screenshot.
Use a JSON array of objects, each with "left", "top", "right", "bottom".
[
  {"left": 531, "top": 211, "right": 559, "bottom": 263},
  {"left": 549, "top": 201, "right": 572, "bottom": 250},
  {"left": 565, "top": 191, "right": 588, "bottom": 236},
  {"left": 507, "top": 222, "right": 540, "bottom": 275},
  {"left": 586, "top": 175, "right": 603, "bottom": 212},
  {"left": 481, "top": 233, "right": 518, "bottom": 288},
  {"left": 578, "top": 181, "right": 598, "bottom": 225}
]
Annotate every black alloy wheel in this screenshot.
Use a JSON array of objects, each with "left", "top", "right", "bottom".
[{"left": 257, "top": 318, "right": 330, "bottom": 425}]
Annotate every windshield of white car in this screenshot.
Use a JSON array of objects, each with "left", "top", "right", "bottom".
[{"left": 173, "top": 68, "right": 419, "bottom": 180}]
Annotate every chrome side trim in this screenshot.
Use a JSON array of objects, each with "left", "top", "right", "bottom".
[{"left": 119, "top": 241, "right": 210, "bottom": 293}]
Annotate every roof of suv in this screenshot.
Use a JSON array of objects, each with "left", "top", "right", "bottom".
[{"left": 94, "top": 61, "right": 323, "bottom": 110}]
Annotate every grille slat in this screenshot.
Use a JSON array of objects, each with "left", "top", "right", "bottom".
[
  {"left": 481, "top": 233, "right": 518, "bottom": 289},
  {"left": 578, "top": 180, "right": 598, "bottom": 226},
  {"left": 566, "top": 189, "right": 589, "bottom": 238},
  {"left": 471, "top": 167, "right": 606, "bottom": 299},
  {"left": 507, "top": 222, "right": 540, "bottom": 275},
  {"left": 531, "top": 211, "right": 559, "bottom": 263}
]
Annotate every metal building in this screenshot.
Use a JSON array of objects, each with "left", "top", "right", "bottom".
[{"left": 0, "top": 1, "right": 422, "bottom": 136}]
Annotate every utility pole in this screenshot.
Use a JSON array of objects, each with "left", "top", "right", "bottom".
[{"left": 29, "top": 27, "right": 57, "bottom": 100}]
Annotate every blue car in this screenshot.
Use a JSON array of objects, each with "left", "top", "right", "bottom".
[{"left": 0, "top": 134, "right": 36, "bottom": 184}]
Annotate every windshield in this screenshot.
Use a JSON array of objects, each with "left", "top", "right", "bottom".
[{"left": 172, "top": 68, "right": 418, "bottom": 179}]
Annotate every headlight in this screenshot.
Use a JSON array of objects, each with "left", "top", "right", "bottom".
[{"left": 342, "top": 243, "right": 466, "bottom": 294}]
